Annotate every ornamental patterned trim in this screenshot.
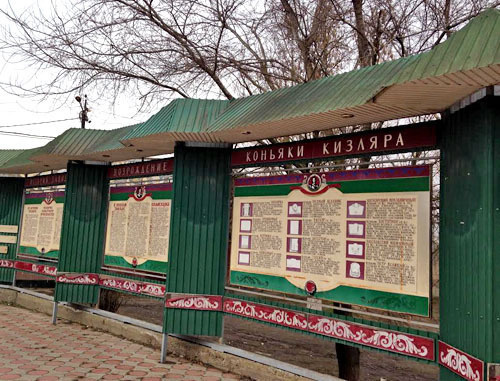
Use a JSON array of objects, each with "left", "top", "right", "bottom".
[
  {"left": 165, "top": 295, "right": 223, "bottom": 311},
  {"left": 14, "top": 261, "right": 57, "bottom": 277},
  {"left": 56, "top": 273, "right": 99, "bottom": 285},
  {"left": 223, "top": 298, "right": 309, "bottom": 331},
  {"left": 0, "top": 259, "right": 14, "bottom": 268},
  {"left": 99, "top": 275, "right": 165, "bottom": 298},
  {"left": 438, "top": 341, "right": 484, "bottom": 381},
  {"left": 223, "top": 298, "right": 434, "bottom": 361},
  {"left": 307, "top": 314, "right": 434, "bottom": 361}
]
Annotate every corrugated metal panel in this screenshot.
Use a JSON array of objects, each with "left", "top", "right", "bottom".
[
  {"left": 169, "top": 99, "right": 230, "bottom": 133},
  {"left": 33, "top": 128, "right": 110, "bottom": 157},
  {"left": 122, "top": 99, "right": 230, "bottom": 142},
  {"left": 0, "top": 148, "right": 43, "bottom": 170},
  {"left": 394, "top": 9, "right": 500, "bottom": 82},
  {"left": 439, "top": 95, "right": 498, "bottom": 380},
  {"left": 122, "top": 102, "right": 177, "bottom": 141},
  {"left": 77, "top": 124, "right": 172, "bottom": 163},
  {"left": 0, "top": 178, "right": 24, "bottom": 283},
  {"left": 494, "top": 98, "right": 500, "bottom": 366},
  {"left": 54, "top": 163, "right": 109, "bottom": 304},
  {"left": 0, "top": 153, "right": 67, "bottom": 175},
  {"left": 88, "top": 124, "right": 137, "bottom": 153},
  {"left": 206, "top": 59, "right": 406, "bottom": 133},
  {"left": 0, "top": 150, "right": 24, "bottom": 167},
  {"left": 164, "top": 145, "right": 231, "bottom": 336},
  {"left": 206, "top": 9, "right": 499, "bottom": 135}
]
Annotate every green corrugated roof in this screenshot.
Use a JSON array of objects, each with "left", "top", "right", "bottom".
[
  {"left": 0, "top": 8, "right": 498, "bottom": 174},
  {"left": 207, "top": 8, "right": 500, "bottom": 133},
  {"left": 0, "top": 150, "right": 24, "bottom": 167},
  {"left": 393, "top": 8, "right": 500, "bottom": 82},
  {"left": 123, "top": 99, "right": 230, "bottom": 140},
  {"left": 0, "top": 148, "right": 43, "bottom": 169},
  {"left": 32, "top": 128, "right": 111, "bottom": 157},
  {"left": 207, "top": 57, "right": 412, "bottom": 133},
  {"left": 88, "top": 124, "right": 137, "bottom": 153}
]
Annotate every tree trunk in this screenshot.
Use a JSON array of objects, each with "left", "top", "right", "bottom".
[{"left": 351, "top": 0, "right": 372, "bottom": 67}]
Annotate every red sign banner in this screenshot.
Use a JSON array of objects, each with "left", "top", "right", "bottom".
[
  {"left": 25, "top": 174, "right": 66, "bottom": 188},
  {"left": 99, "top": 275, "right": 165, "bottom": 298},
  {"left": 14, "top": 261, "right": 57, "bottom": 277},
  {"left": 223, "top": 298, "right": 435, "bottom": 361},
  {"left": 165, "top": 295, "right": 223, "bottom": 311},
  {"left": 231, "top": 123, "right": 437, "bottom": 167},
  {"left": 439, "top": 341, "right": 484, "bottom": 381},
  {"left": 56, "top": 273, "right": 99, "bottom": 285},
  {"left": 108, "top": 159, "right": 174, "bottom": 179}
]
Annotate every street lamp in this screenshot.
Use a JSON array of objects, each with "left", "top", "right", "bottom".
[{"left": 75, "top": 95, "right": 91, "bottom": 129}]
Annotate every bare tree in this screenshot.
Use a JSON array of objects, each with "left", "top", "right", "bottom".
[{"left": 1, "top": 0, "right": 496, "bottom": 106}]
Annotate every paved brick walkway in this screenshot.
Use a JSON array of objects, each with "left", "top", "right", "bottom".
[{"left": 0, "top": 305, "right": 241, "bottom": 380}]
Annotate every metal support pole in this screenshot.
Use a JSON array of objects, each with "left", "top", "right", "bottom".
[
  {"left": 51, "top": 302, "right": 58, "bottom": 325},
  {"left": 160, "top": 333, "right": 168, "bottom": 363},
  {"left": 11, "top": 270, "right": 15, "bottom": 287},
  {"left": 218, "top": 314, "right": 225, "bottom": 345}
]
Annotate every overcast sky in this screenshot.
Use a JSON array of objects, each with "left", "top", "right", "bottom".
[{"left": 0, "top": 0, "right": 159, "bottom": 150}]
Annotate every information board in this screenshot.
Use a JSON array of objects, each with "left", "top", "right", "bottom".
[
  {"left": 19, "top": 191, "right": 65, "bottom": 259},
  {"left": 104, "top": 183, "right": 172, "bottom": 274},
  {"left": 230, "top": 166, "right": 431, "bottom": 316}
]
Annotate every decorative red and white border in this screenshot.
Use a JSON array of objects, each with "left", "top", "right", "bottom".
[
  {"left": 0, "top": 261, "right": 442, "bottom": 363},
  {"left": 307, "top": 314, "right": 434, "bottom": 360},
  {"left": 13, "top": 261, "right": 57, "bottom": 277},
  {"left": 223, "top": 298, "right": 435, "bottom": 361},
  {"left": 224, "top": 298, "right": 308, "bottom": 331},
  {"left": 99, "top": 275, "right": 165, "bottom": 298},
  {"left": 56, "top": 273, "right": 99, "bottom": 285},
  {"left": 438, "top": 341, "right": 484, "bottom": 381},
  {"left": 165, "top": 295, "right": 223, "bottom": 311},
  {"left": 0, "top": 259, "right": 14, "bottom": 268}
]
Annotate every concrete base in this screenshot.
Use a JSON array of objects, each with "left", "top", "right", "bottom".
[{"left": 0, "top": 288, "right": 340, "bottom": 381}]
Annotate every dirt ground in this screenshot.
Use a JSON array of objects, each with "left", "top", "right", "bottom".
[{"left": 117, "top": 295, "right": 439, "bottom": 381}]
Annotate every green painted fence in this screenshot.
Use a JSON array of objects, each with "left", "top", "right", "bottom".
[
  {"left": 439, "top": 94, "right": 499, "bottom": 379},
  {"left": 164, "top": 144, "right": 231, "bottom": 336},
  {"left": 0, "top": 178, "right": 24, "bottom": 283},
  {"left": 54, "top": 163, "right": 109, "bottom": 304}
]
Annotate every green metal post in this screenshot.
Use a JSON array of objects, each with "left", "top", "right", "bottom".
[
  {"left": 54, "top": 162, "right": 109, "bottom": 304},
  {"left": 439, "top": 94, "right": 499, "bottom": 379},
  {"left": 0, "top": 177, "right": 24, "bottom": 283},
  {"left": 164, "top": 143, "right": 231, "bottom": 336}
]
